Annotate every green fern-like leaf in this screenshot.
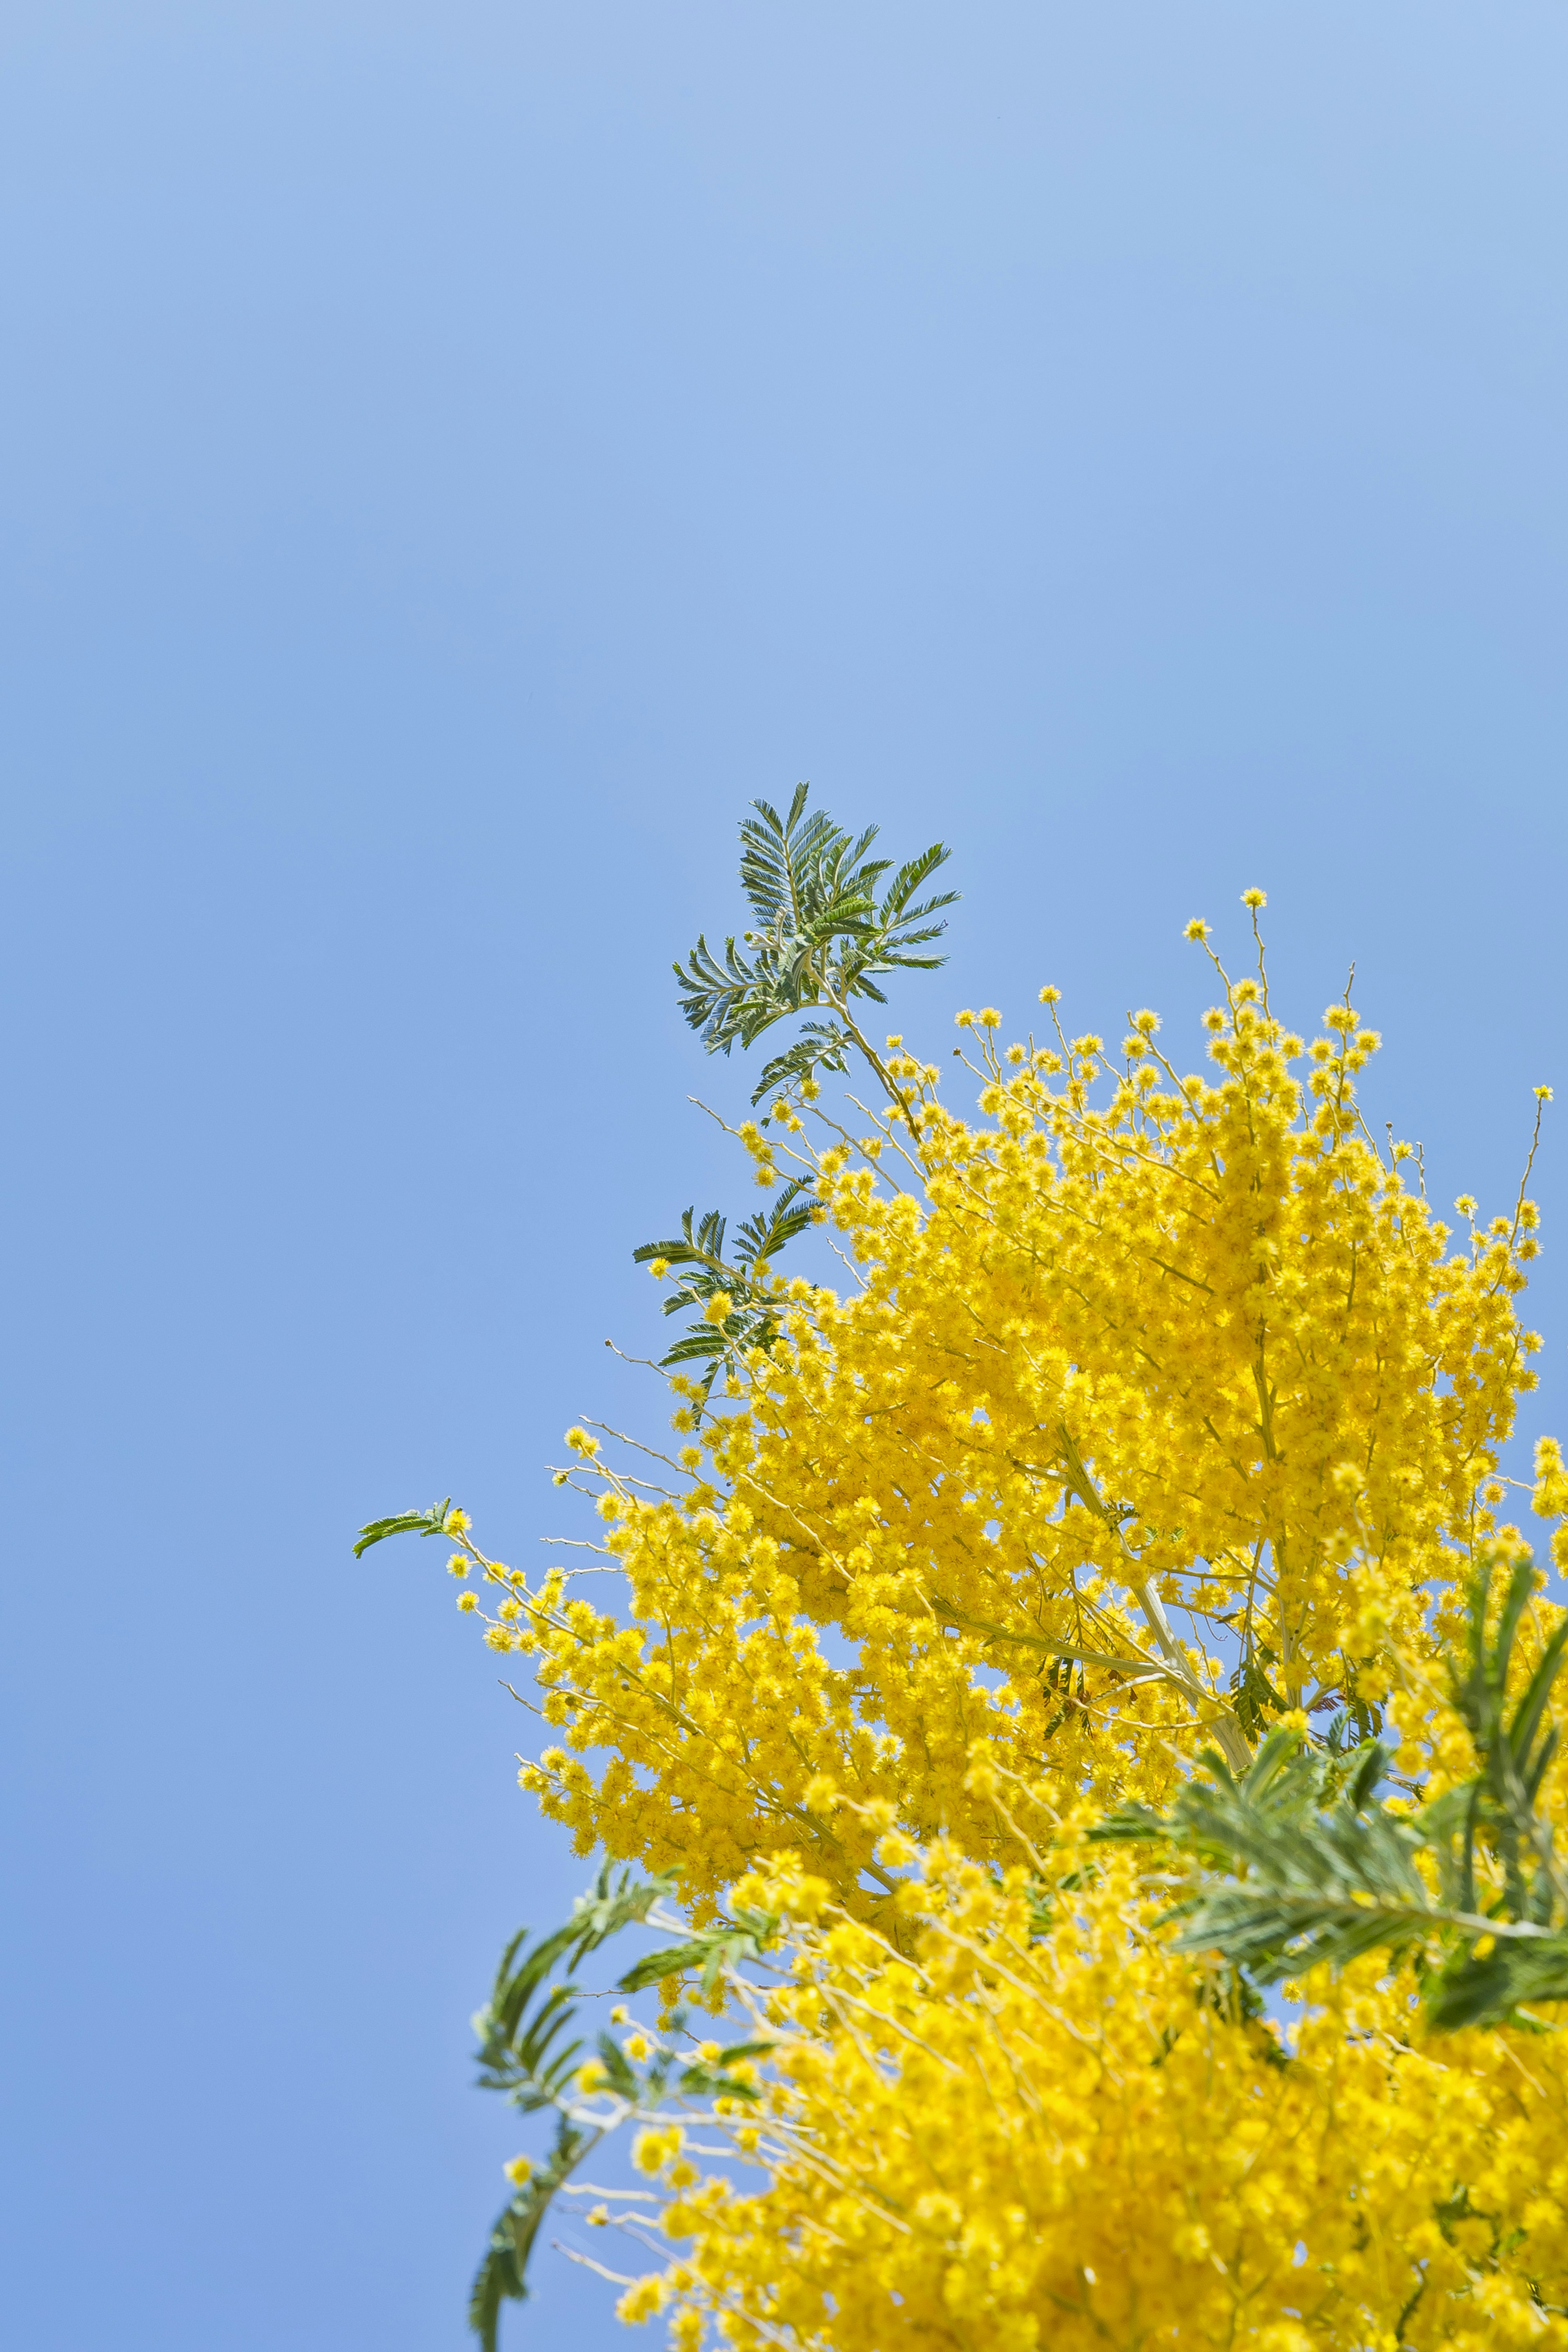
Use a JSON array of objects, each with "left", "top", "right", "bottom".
[
  {"left": 468, "top": 2116, "right": 592, "bottom": 2352},
  {"left": 461, "top": 1865, "right": 784, "bottom": 2342},
  {"left": 1097, "top": 1557, "right": 1568, "bottom": 2032},
  {"left": 633, "top": 1181, "right": 815, "bottom": 1410},
  {"left": 673, "top": 784, "right": 954, "bottom": 1084},
  {"left": 751, "top": 1021, "right": 854, "bottom": 1111},
  {"left": 615, "top": 1904, "right": 782, "bottom": 1998}
]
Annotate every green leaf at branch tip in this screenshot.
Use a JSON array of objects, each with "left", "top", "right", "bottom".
[
  {"left": 675, "top": 2062, "right": 765, "bottom": 2104},
  {"left": 563, "top": 1860, "right": 683, "bottom": 1956},
  {"left": 674, "top": 782, "right": 956, "bottom": 1077},
  {"left": 1229, "top": 1645, "right": 1287, "bottom": 1741},
  {"left": 352, "top": 1497, "right": 463, "bottom": 1557}
]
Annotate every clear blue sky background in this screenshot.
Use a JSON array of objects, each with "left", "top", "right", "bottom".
[{"left": 3, "top": 4, "right": 1566, "bottom": 2346}]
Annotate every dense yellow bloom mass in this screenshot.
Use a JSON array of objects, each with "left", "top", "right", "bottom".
[
  {"left": 472, "top": 931, "right": 1545, "bottom": 1924},
  {"left": 427, "top": 913, "right": 1565, "bottom": 2348},
  {"left": 616, "top": 1841, "right": 1568, "bottom": 2352}
]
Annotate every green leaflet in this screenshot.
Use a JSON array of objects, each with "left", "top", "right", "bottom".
[
  {"left": 463, "top": 1868, "right": 780, "bottom": 2345},
  {"left": 643, "top": 789, "right": 956, "bottom": 1408},
  {"left": 615, "top": 1906, "right": 782, "bottom": 2000},
  {"left": 468, "top": 2117, "right": 592, "bottom": 2352},
  {"left": 632, "top": 1179, "right": 815, "bottom": 1410},
  {"left": 751, "top": 1020, "right": 854, "bottom": 1114},
  {"left": 1095, "top": 1556, "right": 1568, "bottom": 2032},
  {"left": 352, "top": 1497, "right": 466, "bottom": 1557},
  {"left": 674, "top": 784, "right": 955, "bottom": 1070}
]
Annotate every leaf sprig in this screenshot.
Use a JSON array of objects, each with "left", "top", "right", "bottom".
[
  {"left": 674, "top": 782, "right": 954, "bottom": 1101},
  {"left": 352, "top": 1497, "right": 468, "bottom": 1558},
  {"left": 463, "top": 1866, "right": 781, "bottom": 2349},
  {"left": 633, "top": 1178, "right": 815, "bottom": 1410},
  {"left": 643, "top": 786, "right": 956, "bottom": 1406},
  {"left": 615, "top": 1904, "right": 784, "bottom": 2001},
  {"left": 1096, "top": 1555, "right": 1568, "bottom": 2031}
]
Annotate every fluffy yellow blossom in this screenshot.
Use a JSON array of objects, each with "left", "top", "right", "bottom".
[
  {"left": 635, "top": 1837, "right": 1568, "bottom": 2350},
  {"left": 414, "top": 905, "right": 1565, "bottom": 2350},
  {"left": 484, "top": 953, "right": 1548, "bottom": 1929},
  {"left": 1536, "top": 1437, "right": 1568, "bottom": 1572}
]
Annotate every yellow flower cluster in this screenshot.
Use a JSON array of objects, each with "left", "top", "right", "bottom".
[
  {"left": 426, "top": 911, "right": 1567, "bottom": 2348},
  {"left": 615, "top": 1839, "right": 1568, "bottom": 2352},
  {"left": 466, "top": 932, "right": 1546, "bottom": 1924}
]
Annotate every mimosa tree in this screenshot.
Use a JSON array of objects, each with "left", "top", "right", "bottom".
[{"left": 363, "top": 789, "right": 1568, "bottom": 2351}]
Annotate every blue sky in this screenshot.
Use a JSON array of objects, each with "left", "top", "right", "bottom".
[{"left": 2, "top": 4, "right": 1566, "bottom": 2346}]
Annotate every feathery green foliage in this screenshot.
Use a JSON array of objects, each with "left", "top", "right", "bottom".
[
  {"left": 641, "top": 786, "right": 956, "bottom": 1408},
  {"left": 1096, "top": 1556, "right": 1568, "bottom": 2030},
  {"left": 673, "top": 783, "right": 954, "bottom": 1089},
  {"left": 614, "top": 1902, "right": 783, "bottom": 2001},
  {"left": 631, "top": 1180, "right": 815, "bottom": 1409},
  {"left": 469, "top": 2118, "right": 592, "bottom": 2352},
  {"left": 466, "top": 1862, "right": 674, "bottom": 2348},
  {"left": 464, "top": 1867, "right": 779, "bottom": 2348}
]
